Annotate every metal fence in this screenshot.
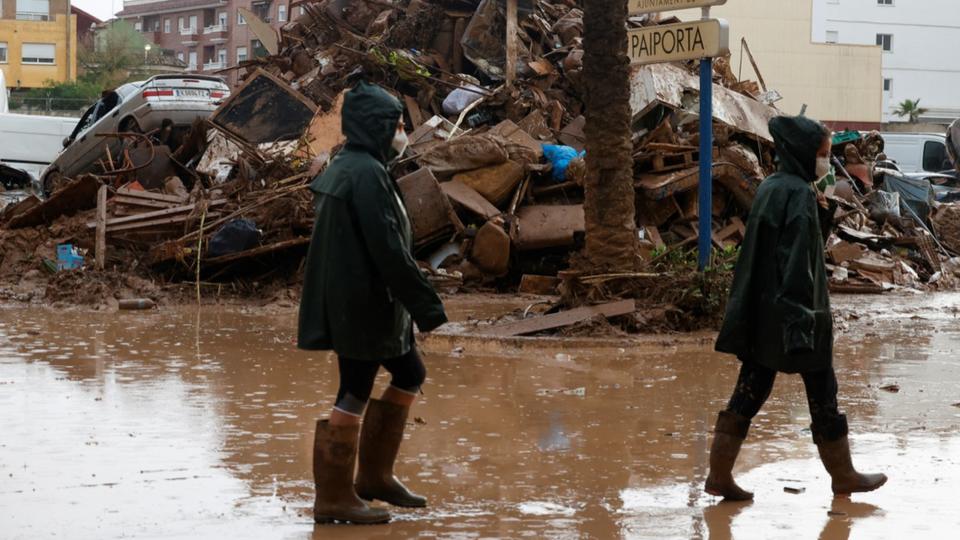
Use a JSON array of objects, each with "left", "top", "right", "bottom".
[{"left": 7, "top": 97, "right": 87, "bottom": 116}]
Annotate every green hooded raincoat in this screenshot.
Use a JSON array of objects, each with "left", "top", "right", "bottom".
[
  {"left": 715, "top": 115, "right": 833, "bottom": 374},
  {"left": 297, "top": 82, "right": 447, "bottom": 360}
]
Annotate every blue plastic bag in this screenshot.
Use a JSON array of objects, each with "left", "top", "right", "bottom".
[{"left": 542, "top": 144, "right": 586, "bottom": 182}]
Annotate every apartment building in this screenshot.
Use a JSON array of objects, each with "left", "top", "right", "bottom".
[
  {"left": 117, "top": 0, "right": 300, "bottom": 86},
  {"left": 812, "top": 0, "right": 960, "bottom": 124},
  {"left": 677, "top": 1, "right": 883, "bottom": 129},
  {"left": 0, "top": 0, "right": 78, "bottom": 89}
]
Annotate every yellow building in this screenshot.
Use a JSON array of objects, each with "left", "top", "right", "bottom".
[
  {"left": 677, "top": 0, "right": 883, "bottom": 128},
  {"left": 0, "top": 0, "right": 77, "bottom": 89}
]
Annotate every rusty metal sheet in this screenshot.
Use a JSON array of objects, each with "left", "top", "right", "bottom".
[
  {"left": 629, "top": 63, "right": 777, "bottom": 142},
  {"left": 514, "top": 205, "right": 585, "bottom": 251}
]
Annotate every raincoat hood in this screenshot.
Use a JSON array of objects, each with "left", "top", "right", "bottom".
[
  {"left": 769, "top": 115, "right": 829, "bottom": 182},
  {"left": 342, "top": 81, "right": 404, "bottom": 163}
]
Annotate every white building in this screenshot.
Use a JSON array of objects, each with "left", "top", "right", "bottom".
[{"left": 811, "top": 0, "right": 960, "bottom": 124}]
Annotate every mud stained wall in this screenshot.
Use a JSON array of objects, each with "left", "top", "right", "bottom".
[{"left": 676, "top": 1, "right": 883, "bottom": 125}]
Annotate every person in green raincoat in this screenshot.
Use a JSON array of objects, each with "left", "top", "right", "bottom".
[
  {"left": 704, "top": 115, "right": 887, "bottom": 501},
  {"left": 298, "top": 81, "right": 447, "bottom": 525}
]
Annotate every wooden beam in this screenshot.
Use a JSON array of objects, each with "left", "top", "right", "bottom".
[
  {"left": 484, "top": 299, "right": 637, "bottom": 337},
  {"left": 86, "top": 200, "right": 226, "bottom": 229},
  {"left": 116, "top": 186, "right": 188, "bottom": 204},
  {"left": 505, "top": 0, "right": 518, "bottom": 90},
  {"left": 95, "top": 185, "right": 107, "bottom": 271},
  {"left": 203, "top": 237, "right": 311, "bottom": 266},
  {"left": 107, "top": 212, "right": 222, "bottom": 234}
]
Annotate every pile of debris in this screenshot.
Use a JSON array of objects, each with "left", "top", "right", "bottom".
[{"left": 2, "top": 0, "right": 960, "bottom": 315}]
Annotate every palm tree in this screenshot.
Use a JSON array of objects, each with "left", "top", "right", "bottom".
[
  {"left": 582, "top": 0, "right": 638, "bottom": 271},
  {"left": 893, "top": 99, "right": 929, "bottom": 123}
]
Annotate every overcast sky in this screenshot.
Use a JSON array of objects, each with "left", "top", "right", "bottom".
[{"left": 73, "top": 0, "right": 122, "bottom": 21}]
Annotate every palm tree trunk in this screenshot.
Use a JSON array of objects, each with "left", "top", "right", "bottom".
[{"left": 582, "top": 0, "right": 638, "bottom": 272}]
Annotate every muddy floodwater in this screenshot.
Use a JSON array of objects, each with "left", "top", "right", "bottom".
[{"left": 3, "top": 294, "right": 960, "bottom": 539}]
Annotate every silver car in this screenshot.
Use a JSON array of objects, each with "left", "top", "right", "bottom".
[{"left": 41, "top": 74, "right": 230, "bottom": 193}]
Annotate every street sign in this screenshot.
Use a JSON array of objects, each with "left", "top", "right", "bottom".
[
  {"left": 628, "top": 0, "right": 727, "bottom": 15},
  {"left": 627, "top": 18, "right": 729, "bottom": 66}
]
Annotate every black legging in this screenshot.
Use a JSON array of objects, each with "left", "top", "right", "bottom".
[
  {"left": 334, "top": 345, "right": 426, "bottom": 415},
  {"left": 726, "top": 361, "right": 848, "bottom": 442}
]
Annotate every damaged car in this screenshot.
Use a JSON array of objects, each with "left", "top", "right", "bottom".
[{"left": 40, "top": 75, "right": 230, "bottom": 195}]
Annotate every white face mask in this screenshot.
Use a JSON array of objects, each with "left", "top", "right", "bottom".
[
  {"left": 391, "top": 129, "right": 409, "bottom": 156},
  {"left": 815, "top": 156, "right": 831, "bottom": 179}
]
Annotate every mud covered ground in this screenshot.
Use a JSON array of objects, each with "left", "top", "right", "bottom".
[{"left": 2, "top": 293, "right": 960, "bottom": 539}]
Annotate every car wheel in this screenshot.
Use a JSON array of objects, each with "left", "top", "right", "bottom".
[
  {"left": 42, "top": 168, "right": 64, "bottom": 198},
  {"left": 119, "top": 117, "right": 142, "bottom": 134}
]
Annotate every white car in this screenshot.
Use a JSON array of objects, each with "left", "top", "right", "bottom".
[{"left": 41, "top": 75, "right": 230, "bottom": 193}]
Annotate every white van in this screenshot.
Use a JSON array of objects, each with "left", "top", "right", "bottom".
[{"left": 880, "top": 133, "right": 951, "bottom": 174}]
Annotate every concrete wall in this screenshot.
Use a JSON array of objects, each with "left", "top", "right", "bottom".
[
  {"left": 811, "top": 0, "right": 960, "bottom": 124},
  {"left": 676, "top": 0, "right": 883, "bottom": 126},
  {"left": 0, "top": 14, "right": 78, "bottom": 89}
]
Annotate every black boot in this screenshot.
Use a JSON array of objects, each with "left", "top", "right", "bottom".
[
  {"left": 356, "top": 399, "right": 427, "bottom": 508},
  {"left": 705, "top": 411, "right": 754, "bottom": 501},
  {"left": 313, "top": 420, "right": 391, "bottom": 524}
]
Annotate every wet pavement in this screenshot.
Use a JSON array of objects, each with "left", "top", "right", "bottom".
[{"left": 2, "top": 293, "right": 960, "bottom": 539}]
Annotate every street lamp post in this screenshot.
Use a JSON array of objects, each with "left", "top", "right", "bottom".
[{"left": 144, "top": 43, "right": 152, "bottom": 63}]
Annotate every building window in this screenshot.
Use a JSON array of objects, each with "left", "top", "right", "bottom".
[
  {"left": 16, "top": 0, "right": 49, "bottom": 21},
  {"left": 278, "top": 4, "right": 287, "bottom": 22},
  {"left": 178, "top": 16, "right": 185, "bottom": 30},
  {"left": 238, "top": 10, "right": 246, "bottom": 25},
  {"left": 825, "top": 30, "right": 839, "bottom": 43},
  {"left": 883, "top": 78, "right": 892, "bottom": 92},
  {"left": 177, "top": 51, "right": 184, "bottom": 62},
  {"left": 237, "top": 46, "right": 248, "bottom": 63},
  {"left": 876, "top": 33, "right": 893, "bottom": 52},
  {"left": 189, "top": 15, "right": 198, "bottom": 31},
  {"left": 21, "top": 43, "right": 55, "bottom": 64},
  {"left": 218, "top": 12, "right": 227, "bottom": 26},
  {"left": 164, "top": 19, "right": 171, "bottom": 33},
  {"left": 0, "top": 42, "right": 7, "bottom": 63},
  {"left": 188, "top": 51, "right": 198, "bottom": 69},
  {"left": 877, "top": 0, "right": 893, "bottom": 5},
  {"left": 135, "top": 21, "right": 142, "bottom": 31},
  {"left": 153, "top": 19, "right": 160, "bottom": 31}
]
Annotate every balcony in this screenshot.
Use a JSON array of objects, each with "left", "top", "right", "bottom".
[
  {"left": 16, "top": 11, "right": 51, "bottom": 21},
  {"left": 186, "top": 63, "right": 198, "bottom": 72},
  {"left": 202, "top": 61, "right": 225, "bottom": 71},
  {"left": 179, "top": 27, "right": 199, "bottom": 45},
  {"left": 203, "top": 24, "right": 228, "bottom": 42},
  {"left": 203, "top": 24, "right": 228, "bottom": 35}
]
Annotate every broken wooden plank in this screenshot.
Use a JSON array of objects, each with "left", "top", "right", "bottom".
[
  {"left": 203, "top": 237, "right": 310, "bottom": 266},
  {"left": 404, "top": 95, "right": 424, "bottom": 129},
  {"left": 6, "top": 175, "right": 100, "bottom": 229},
  {"left": 86, "top": 200, "right": 226, "bottom": 229},
  {"left": 107, "top": 212, "right": 222, "bottom": 234},
  {"left": 113, "top": 196, "right": 182, "bottom": 210},
  {"left": 485, "top": 299, "right": 637, "bottom": 337},
  {"left": 441, "top": 180, "right": 500, "bottom": 219},
  {"left": 95, "top": 185, "right": 107, "bottom": 271},
  {"left": 117, "top": 185, "right": 189, "bottom": 204}
]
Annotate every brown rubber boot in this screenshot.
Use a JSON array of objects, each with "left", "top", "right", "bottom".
[
  {"left": 313, "top": 420, "right": 391, "bottom": 524},
  {"left": 355, "top": 399, "right": 427, "bottom": 508},
  {"left": 705, "top": 411, "right": 754, "bottom": 501},
  {"left": 816, "top": 436, "right": 888, "bottom": 496}
]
